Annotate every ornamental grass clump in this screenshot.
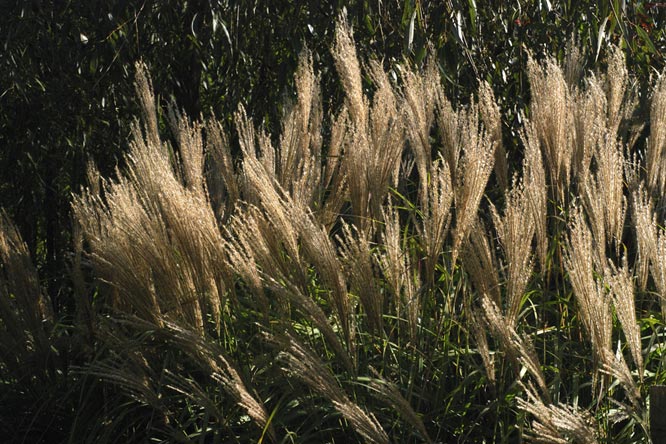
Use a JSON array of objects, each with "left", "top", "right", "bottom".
[
  {"left": 0, "top": 212, "right": 53, "bottom": 378},
  {"left": 4, "top": 12, "right": 666, "bottom": 443}
]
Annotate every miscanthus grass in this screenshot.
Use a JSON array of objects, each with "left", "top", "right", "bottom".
[{"left": 3, "top": 13, "right": 666, "bottom": 443}]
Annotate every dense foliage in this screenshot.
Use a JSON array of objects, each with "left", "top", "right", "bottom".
[
  {"left": 2, "top": 0, "right": 665, "bottom": 308},
  {"left": 2, "top": 1, "right": 666, "bottom": 443}
]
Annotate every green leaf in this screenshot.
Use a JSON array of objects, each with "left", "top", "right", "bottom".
[
  {"left": 467, "top": 0, "right": 477, "bottom": 31},
  {"left": 595, "top": 16, "right": 609, "bottom": 62},
  {"left": 635, "top": 25, "right": 657, "bottom": 54}
]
